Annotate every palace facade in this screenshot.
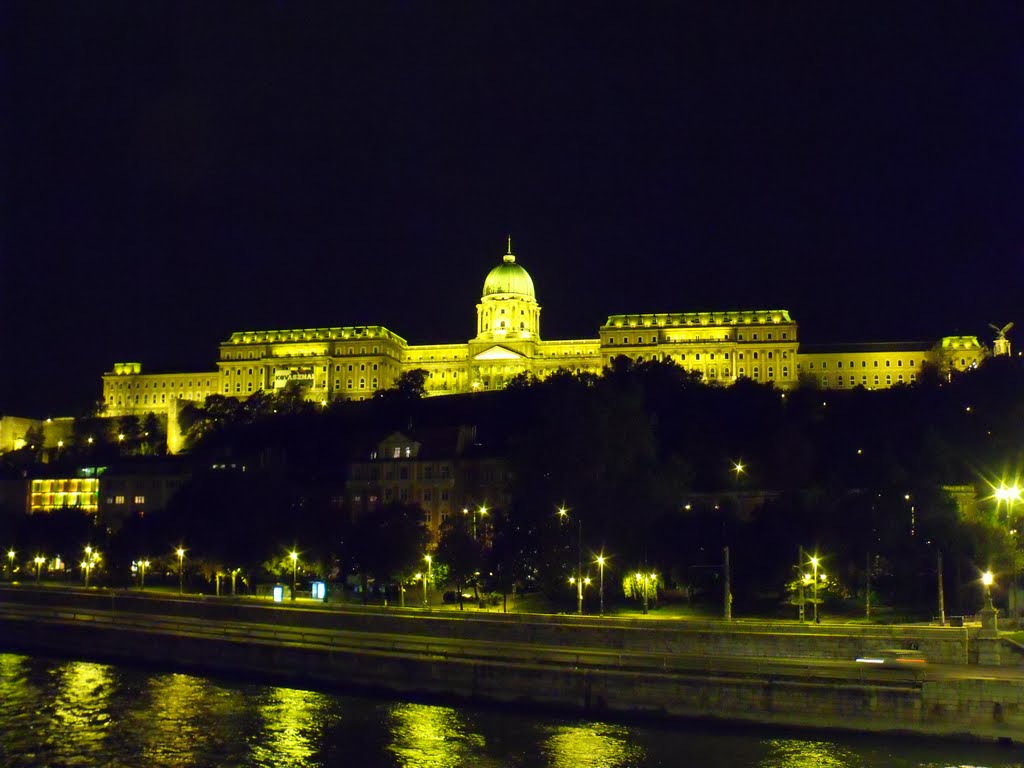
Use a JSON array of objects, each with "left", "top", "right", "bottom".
[{"left": 101, "top": 242, "right": 991, "bottom": 423}]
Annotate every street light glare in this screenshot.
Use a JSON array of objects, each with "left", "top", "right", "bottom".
[{"left": 982, "top": 571, "right": 994, "bottom": 586}]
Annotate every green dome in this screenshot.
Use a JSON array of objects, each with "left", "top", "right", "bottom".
[{"left": 482, "top": 252, "right": 535, "bottom": 299}]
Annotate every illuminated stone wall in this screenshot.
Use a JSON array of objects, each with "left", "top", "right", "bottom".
[{"left": 600, "top": 309, "right": 800, "bottom": 387}]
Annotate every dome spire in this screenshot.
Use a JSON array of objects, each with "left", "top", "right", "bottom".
[{"left": 504, "top": 235, "right": 515, "bottom": 263}]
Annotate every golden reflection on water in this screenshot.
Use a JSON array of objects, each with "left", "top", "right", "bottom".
[
  {"left": 48, "top": 660, "right": 114, "bottom": 759},
  {"left": 760, "top": 738, "right": 858, "bottom": 768},
  {"left": 387, "top": 702, "right": 490, "bottom": 768},
  {"left": 543, "top": 722, "right": 643, "bottom": 768},
  {"left": 251, "top": 685, "right": 333, "bottom": 768},
  {"left": 134, "top": 671, "right": 239, "bottom": 765}
]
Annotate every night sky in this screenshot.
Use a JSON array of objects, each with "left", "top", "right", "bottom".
[{"left": 3, "top": 2, "right": 1022, "bottom": 417}]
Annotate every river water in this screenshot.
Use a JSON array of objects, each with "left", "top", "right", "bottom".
[{"left": 0, "top": 652, "right": 1019, "bottom": 768}]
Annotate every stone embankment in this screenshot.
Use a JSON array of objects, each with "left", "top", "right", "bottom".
[{"left": 0, "top": 587, "right": 1020, "bottom": 745}]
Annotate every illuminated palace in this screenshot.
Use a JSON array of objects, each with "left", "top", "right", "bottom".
[{"left": 102, "top": 241, "right": 991, "bottom": 421}]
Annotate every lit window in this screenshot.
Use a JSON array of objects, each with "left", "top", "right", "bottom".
[
  {"left": 134, "top": 495, "right": 145, "bottom": 504},
  {"left": 393, "top": 447, "right": 401, "bottom": 458},
  {"left": 115, "top": 495, "right": 125, "bottom": 504}
]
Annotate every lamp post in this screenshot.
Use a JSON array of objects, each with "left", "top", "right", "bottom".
[
  {"left": 83, "top": 546, "right": 95, "bottom": 589},
  {"left": 139, "top": 559, "right": 149, "bottom": 590},
  {"left": 289, "top": 550, "right": 298, "bottom": 600},
  {"left": 464, "top": 505, "right": 488, "bottom": 539},
  {"left": 424, "top": 554, "right": 432, "bottom": 609},
  {"left": 983, "top": 570, "right": 995, "bottom": 611},
  {"left": 34, "top": 556, "right": 44, "bottom": 583},
  {"left": 810, "top": 555, "right": 820, "bottom": 623},
  {"left": 595, "top": 554, "right": 606, "bottom": 616},
  {"left": 7, "top": 549, "right": 14, "bottom": 579},
  {"left": 995, "top": 483, "right": 1021, "bottom": 617},
  {"left": 558, "top": 506, "right": 583, "bottom": 615},
  {"left": 176, "top": 547, "right": 185, "bottom": 594}
]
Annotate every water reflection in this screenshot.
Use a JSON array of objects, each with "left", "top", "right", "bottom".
[
  {"left": 387, "top": 702, "right": 489, "bottom": 768},
  {"left": 543, "top": 722, "right": 644, "bottom": 768},
  {"left": 124, "top": 670, "right": 255, "bottom": 767},
  {"left": 760, "top": 738, "right": 858, "bottom": 768},
  {"left": 251, "top": 685, "right": 335, "bottom": 767},
  {"left": 1, "top": 654, "right": 1021, "bottom": 768},
  {"left": 46, "top": 659, "right": 115, "bottom": 762}
]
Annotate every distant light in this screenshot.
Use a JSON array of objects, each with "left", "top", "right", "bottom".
[{"left": 982, "top": 571, "right": 994, "bottom": 586}]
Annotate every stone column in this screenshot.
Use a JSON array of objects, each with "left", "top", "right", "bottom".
[{"left": 978, "top": 605, "right": 1001, "bottom": 666}]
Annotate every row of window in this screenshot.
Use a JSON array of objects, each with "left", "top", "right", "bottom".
[
  {"left": 803, "top": 358, "right": 920, "bottom": 370},
  {"left": 223, "top": 345, "right": 385, "bottom": 360},
  {"left": 823, "top": 373, "right": 916, "bottom": 387},
  {"left": 106, "top": 495, "right": 146, "bottom": 505},
  {"left": 110, "top": 379, "right": 213, "bottom": 390},
  {"left": 608, "top": 330, "right": 790, "bottom": 344}
]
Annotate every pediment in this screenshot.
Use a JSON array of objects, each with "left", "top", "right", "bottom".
[{"left": 473, "top": 345, "right": 524, "bottom": 361}]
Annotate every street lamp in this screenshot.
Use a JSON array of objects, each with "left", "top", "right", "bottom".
[
  {"left": 176, "top": 547, "right": 185, "bottom": 594},
  {"left": 139, "top": 559, "right": 149, "bottom": 590},
  {"left": 810, "top": 555, "right": 821, "bottom": 623},
  {"left": 423, "top": 554, "right": 432, "bottom": 609},
  {"left": 558, "top": 505, "right": 584, "bottom": 615},
  {"left": 595, "top": 554, "right": 606, "bottom": 616},
  {"left": 995, "top": 483, "right": 1021, "bottom": 617},
  {"left": 732, "top": 460, "right": 745, "bottom": 480},
  {"left": 569, "top": 575, "right": 591, "bottom": 611},
  {"left": 463, "top": 505, "right": 488, "bottom": 539},
  {"left": 983, "top": 570, "right": 995, "bottom": 610},
  {"left": 289, "top": 550, "right": 299, "bottom": 600},
  {"left": 34, "top": 556, "right": 44, "bottom": 583},
  {"left": 7, "top": 549, "right": 14, "bottom": 579},
  {"left": 83, "top": 546, "right": 98, "bottom": 589}
]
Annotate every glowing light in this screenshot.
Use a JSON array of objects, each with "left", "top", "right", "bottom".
[{"left": 982, "top": 571, "right": 994, "bottom": 587}]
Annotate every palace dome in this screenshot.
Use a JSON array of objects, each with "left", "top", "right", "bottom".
[{"left": 482, "top": 250, "right": 535, "bottom": 299}]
